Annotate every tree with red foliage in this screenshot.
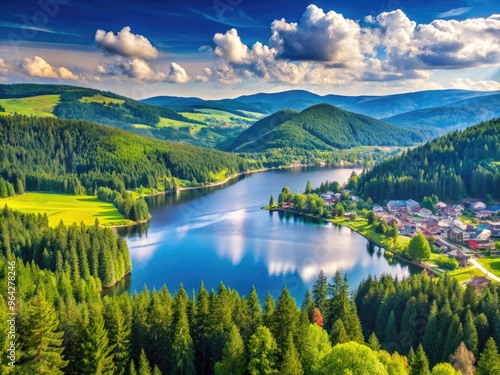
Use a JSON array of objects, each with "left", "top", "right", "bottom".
[{"left": 313, "top": 308, "right": 324, "bottom": 327}]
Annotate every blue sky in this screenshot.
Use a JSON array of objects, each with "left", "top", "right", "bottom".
[{"left": 0, "top": 0, "right": 498, "bottom": 98}]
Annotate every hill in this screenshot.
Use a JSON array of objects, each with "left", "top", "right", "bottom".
[
  {"left": 0, "top": 84, "right": 247, "bottom": 148},
  {"left": 359, "top": 118, "right": 500, "bottom": 202},
  {"left": 225, "top": 104, "right": 427, "bottom": 152},
  {"left": 382, "top": 93, "right": 500, "bottom": 130},
  {"left": 234, "top": 89, "right": 499, "bottom": 119},
  {"left": 0, "top": 114, "right": 258, "bottom": 196}
]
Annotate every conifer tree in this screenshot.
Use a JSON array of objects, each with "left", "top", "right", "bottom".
[
  {"left": 263, "top": 292, "right": 275, "bottom": 328},
  {"left": 21, "top": 294, "right": 68, "bottom": 375},
  {"left": 301, "top": 290, "right": 315, "bottom": 322},
  {"left": 280, "top": 333, "right": 303, "bottom": 375},
  {"left": 103, "top": 298, "right": 131, "bottom": 375},
  {"left": 193, "top": 282, "right": 210, "bottom": 375},
  {"left": 170, "top": 288, "right": 195, "bottom": 375},
  {"left": 384, "top": 310, "right": 399, "bottom": 353},
  {"left": 214, "top": 324, "right": 246, "bottom": 375},
  {"left": 449, "top": 342, "right": 475, "bottom": 375},
  {"left": 247, "top": 286, "right": 262, "bottom": 337},
  {"left": 368, "top": 332, "right": 381, "bottom": 351},
  {"left": 330, "top": 319, "right": 348, "bottom": 345},
  {"left": 409, "top": 344, "right": 430, "bottom": 375},
  {"left": 271, "top": 286, "right": 300, "bottom": 354},
  {"left": 476, "top": 337, "right": 500, "bottom": 375},
  {"left": 247, "top": 326, "right": 279, "bottom": 375},
  {"left": 312, "top": 270, "right": 328, "bottom": 313},
  {"left": 463, "top": 308, "right": 479, "bottom": 356}
]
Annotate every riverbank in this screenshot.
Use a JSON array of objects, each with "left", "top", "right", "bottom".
[{"left": 265, "top": 206, "right": 441, "bottom": 275}]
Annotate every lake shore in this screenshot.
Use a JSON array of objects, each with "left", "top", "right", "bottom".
[{"left": 265, "top": 206, "right": 440, "bottom": 275}]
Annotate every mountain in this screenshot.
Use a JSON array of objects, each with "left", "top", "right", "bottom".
[
  {"left": 221, "top": 109, "right": 299, "bottom": 151},
  {"left": 234, "top": 89, "right": 499, "bottom": 118},
  {"left": 359, "top": 118, "right": 500, "bottom": 202},
  {"left": 0, "top": 84, "right": 248, "bottom": 148},
  {"left": 0, "top": 114, "right": 258, "bottom": 194},
  {"left": 382, "top": 94, "right": 500, "bottom": 130},
  {"left": 224, "top": 104, "right": 427, "bottom": 152}
]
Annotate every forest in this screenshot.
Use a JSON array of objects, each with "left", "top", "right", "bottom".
[
  {"left": 0, "top": 115, "right": 259, "bottom": 196},
  {"left": 359, "top": 118, "right": 500, "bottom": 202},
  {"left": 1, "top": 205, "right": 500, "bottom": 374}
]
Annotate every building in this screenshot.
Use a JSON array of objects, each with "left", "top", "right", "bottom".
[
  {"left": 469, "top": 239, "right": 494, "bottom": 250},
  {"left": 387, "top": 200, "right": 407, "bottom": 213},
  {"left": 373, "top": 205, "right": 385, "bottom": 213},
  {"left": 435, "top": 202, "right": 447, "bottom": 210},
  {"left": 470, "top": 201, "right": 487, "bottom": 211},
  {"left": 419, "top": 208, "right": 433, "bottom": 218},
  {"left": 449, "top": 227, "right": 470, "bottom": 243},
  {"left": 469, "top": 276, "right": 491, "bottom": 290},
  {"left": 447, "top": 250, "right": 471, "bottom": 267},
  {"left": 405, "top": 199, "right": 421, "bottom": 213},
  {"left": 475, "top": 229, "right": 491, "bottom": 241}
]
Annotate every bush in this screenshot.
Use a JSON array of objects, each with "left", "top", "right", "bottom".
[{"left": 434, "top": 255, "right": 459, "bottom": 270}]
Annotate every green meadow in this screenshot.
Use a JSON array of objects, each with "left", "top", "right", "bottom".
[
  {"left": 79, "top": 94, "right": 125, "bottom": 105},
  {"left": 0, "top": 95, "right": 59, "bottom": 117},
  {"left": 0, "top": 192, "right": 131, "bottom": 227}
]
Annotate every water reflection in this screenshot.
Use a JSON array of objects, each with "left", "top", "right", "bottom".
[{"left": 110, "top": 167, "right": 420, "bottom": 303}]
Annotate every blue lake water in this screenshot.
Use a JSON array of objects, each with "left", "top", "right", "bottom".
[{"left": 113, "top": 167, "right": 419, "bottom": 303}]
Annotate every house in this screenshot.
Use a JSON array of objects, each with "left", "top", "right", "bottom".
[
  {"left": 351, "top": 195, "right": 361, "bottom": 202},
  {"left": 419, "top": 208, "right": 433, "bottom": 218},
  {"left": 379, "top": 214, "right": 399, "bottom": 225},
  {"left": 283, "top": 201, "right": 294, "bottom": 209},
  {"left": 475, "top": 229, "right": 491, "bottom": 241},
  {"left": 452, "top": 219, "right": 468, "bottom": 231},
  {"left": 469, "top": 276, "right": 491, "bottom": 290},
  {"left": 405, "top": 199, "right": 421, "bottom": 213},
  {"left": 436, "top": 202, "right": 447, "bottom": 210},
  {"left": 477, "top": 210, "right": 495, "bottom": 218},
  {"left": 449, "top": 226, "right": 470, "bottom": 243},
  {"left": 373, "top": 205, "right": 385, "bottom": 213},
  {"left": 487, "top": 205, "right": 500, "bottom": 213},
  {"left": 470, "top": 201, "right": 487, "bottom": 211},
  {"left": 387, "top": 200, "right": 407, "bottom": 213},
  {"left": 469, "top": 239, "right": 494, "bottom": 250},
  {"left": 447, "top": 250, "right": 471, "bottom": 267}
]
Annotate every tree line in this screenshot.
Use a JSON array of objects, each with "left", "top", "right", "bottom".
[
  {"left": 1, "top": 206, "right": 500, "bottom": 373},
  {"left": 359, "top": 118, "right": 500, "bottom": 202}
]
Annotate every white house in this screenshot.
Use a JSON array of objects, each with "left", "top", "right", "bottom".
[
  {"left": 470, "top": 202, "right": 487, "bottom": 211},
  {"left": 419, "top": 208, "right": 433, "bottom": 218}
]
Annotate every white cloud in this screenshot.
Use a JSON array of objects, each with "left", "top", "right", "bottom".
[
  {"left": 0, "top": 58, "right": 11, "bottom": 76},
  {"left": 21, "top": 56, "right": 79, "bottom": 80},
  {"left": 204, "top": 5, "right": 500, "bottom": 89},
  {"left": 167, "top": 62, "right": 190, "bottom": 83},
  {"left": 270, "top": 4, "right": 365, "bottom": 67},
  {"left": 102, "top": 58, "right": 166, "bottom": 82},
  {"left": 95, "top": 26, "right": 159, "bottom": 59},
  {"left": 213, "top": 29, "right": 249, "bottom": 63},
  {"left": 450, "top": 77, "right": 500, "bottom": 91},
  {"left": 437, "top": 7, "right": 472, "bottom": 18},
  {"left": 22, "top": 56, "right": 58, "bottom": 78},
  {"left": 196, "top": 75, "right": 208, "bottom": 83}
]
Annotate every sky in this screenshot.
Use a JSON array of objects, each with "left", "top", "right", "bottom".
[{"left": 0, "top": 0, "right": 499, "bottom": 99}]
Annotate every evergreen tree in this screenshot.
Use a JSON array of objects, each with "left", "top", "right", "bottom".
[
  {"left": 312, "top": 271, "right": 328, "bottom": 313},
  {"left": 305, "top": 180, "right": 313, "bottom": 194},
  {"left": 21, "top": 294, "right": 68, "bottom": 375},
  {"left": 409, "top": 344, "right": 430, "bottom": 375},
  {"left": 269, "top": 195, "right": 275, "bottom": 207},
  {"left": 463, "top": 308, "right": 479, "bottom": 356},
  {"left": 263, "top": 292, "right": 275, "bottom": 328},
  {"left": 280, "top": 333, "right": 303, "bottom": 375},
  {"left": 138, "top": 349, "right": 152, "bottom": 375},
  {"left": 330, "top": 319, "right": 348, "bottom": 345},
  {"left": 247, "top": 326, "right": 279, "bottom": 375},
  {"left": 170, "top": 293, "right": 195, "bottom": 375},
  {"left": 247, "top": 286, "right": 262, "bottom": 337},
  {"left": 477, "top": 337, "right": 500, "bottom": 375},
  {"left": 368, "top": 332, "right": 381, "bottom": 351},
  {"left": 384, "top": 310, "right": 399, "bottom": 353},
  {"left": 214, "top": 325, "right": 246, "bottom": 375},
  {"left": 301, "top": 290, "right": 314, "bottom": 322},
  {"left": 271, "top": 286, "right": 300, "bottom": 354}
]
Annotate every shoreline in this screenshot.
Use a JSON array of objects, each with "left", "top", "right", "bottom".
[{"left": 266, "top": 207, "right": 440, "bottom": 276}]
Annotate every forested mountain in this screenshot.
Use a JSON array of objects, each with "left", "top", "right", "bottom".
[
  {"left": 2, "top": 209, "right": 499, "bottom": 375},
  {"left": 359, "top": 118, "right": 500, "bottom": 202},
  {"left": 220, "top": 109, "right": 299, "bottom": 151},
  {"left": 225, "top": 104, "right": 427, "bottom": 152},
  {"left": 383, "top": 94, "right": 500, "bottom": 130},
  {"left": 0, "top": 115, "right": 258, "bottom": 195},
  {"left": 0, "top": 84, "right": 246, "bottom": 148}
]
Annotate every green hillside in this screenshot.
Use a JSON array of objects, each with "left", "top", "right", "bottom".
[
  {"left": 359, "top": 118, "right": 500, "bottom": 202},
  {"left": 227, "top": 104, "right": 427, "bottom": 152},
  {"left": 0, "top": 115, "right": 259, "bottom": 195},
  {"left": 0, "top": 84, "right": 246, "bottom": 148}
]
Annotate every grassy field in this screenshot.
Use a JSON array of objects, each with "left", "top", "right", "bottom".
[
  {"left": 79, "top": 94, "right": 125, "bottom": 105},
  {"left": 156, "top": 117, "right": 205, "bottom": 133},
  {"left": 180, "top": 108, "right": 256, "bottom": 127},
  {"left": 0, "top": 193, "right": 131, "bottom": 227},
  {"left": 0, "top": 95, "right": 59, "bottom": 117},
  {"left": 331, "top": 217, "right": 411, "bottom": 253},
  {"left": 448, "top": 266, "right": 486, "bottom": 283},
  {"left": 476, "top": 257, "right": 500, "bottom": 278}
]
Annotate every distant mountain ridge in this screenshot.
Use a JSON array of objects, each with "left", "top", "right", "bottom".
[{"left": 224, "top": 104, "right": 427, "bottom": 152}]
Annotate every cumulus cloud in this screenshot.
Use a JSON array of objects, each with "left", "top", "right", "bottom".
[
  {"left": 22, "top": 56, "right": 78, "bottom": 80},
  {"left": 450, "top": 77, "right": 500, "bottom": 91},
  {"left": 95, "top": 26, "right": 159, "bottom": 59},
  {"left": 99, "top": 58, "right": 166, "bottom": 81},
  {"left": 270, "top": 4, "right": 365, "bottom": 67},
  {"left": 166, "top": 62, "right": 190, "bottom": 83},
  {"left": 196, "top": 75, "right": 208, "bottom": 83},
  {"left": 204, "top": 5, "right": 500, "bottom": 88}
]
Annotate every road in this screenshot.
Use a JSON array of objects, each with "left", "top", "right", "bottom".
[
  {"left": 437, "top": 236, "right": 500, "bottom": 282},
  {"left": 469, "top": 258, "right": 500, "bottom": 282}
]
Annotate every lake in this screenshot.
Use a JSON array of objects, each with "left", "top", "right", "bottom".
[{"left": 113, "top": 167, "right": 420, "bottom": 303}]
